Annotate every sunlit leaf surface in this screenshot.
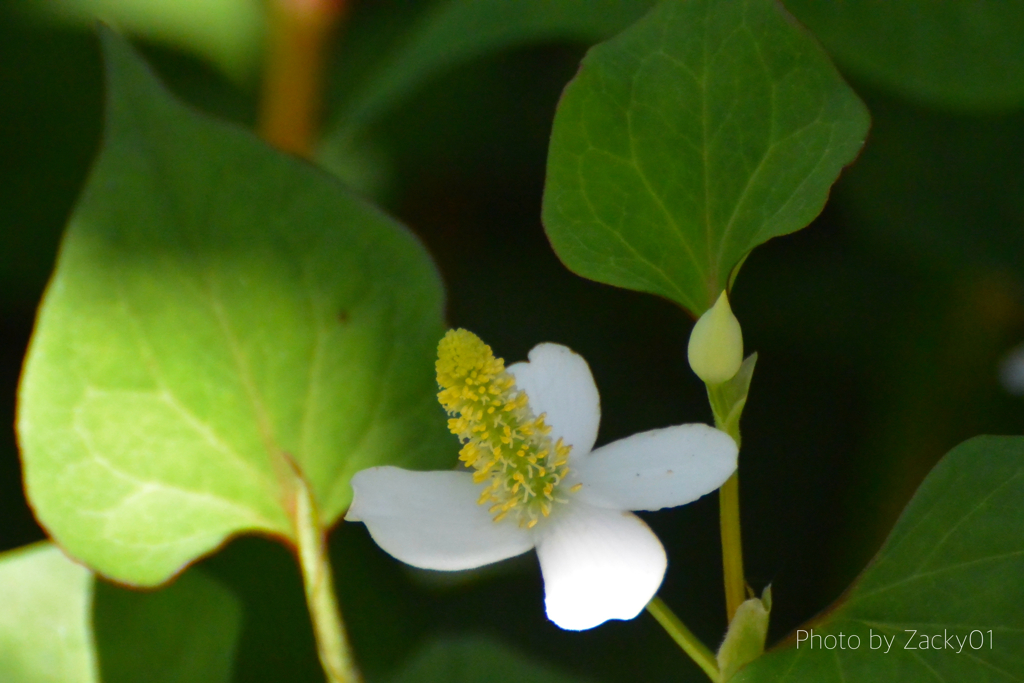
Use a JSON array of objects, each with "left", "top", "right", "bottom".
[
  {"left": 17, "top": 30, "right": 448, "bottom": 585},
  {"left": 0, "top": 543, "right": 96, "bottom": 683}
]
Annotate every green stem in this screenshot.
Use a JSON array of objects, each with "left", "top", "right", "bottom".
[
  {"left": 707, "top": 382, "right": 747, "bottom": 623},
  {"left": 646, "top": 597, "right": 720, "bottom": 682},
  {"left": 718, "top": 472, "right": 745, "bottom": 621},
  {"left": 294, "top": 474, "right": 361, "bottom": 683}
]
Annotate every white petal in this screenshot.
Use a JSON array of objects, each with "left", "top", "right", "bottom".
[
  {"left": 345, "top": 467, "right": 533, "bottom": 570},
  {"left": 507, "top": 343, "right": 600, "bottom": 455},
  {"left": 571, "top": 424, "right": 737, "bottom": 512},
  {"left": 534, "top": 503, "right": 666, "bottom": 630}
]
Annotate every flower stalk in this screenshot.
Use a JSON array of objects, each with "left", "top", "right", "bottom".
[
  {"left": 718, "top": 472, "right": 745, "bottom": 621},
  {"left": 646, "top": 597, "right": 720, "bottom": 682},
  {"left": 293, "top": 468, "right": 361, "bottom": 683},
  {"left": 704, "top": 354, "right": 757, "bottom": 622}
]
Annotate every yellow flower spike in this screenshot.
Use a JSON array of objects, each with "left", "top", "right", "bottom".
[
  {"left": 687, "top": 290, "right": 744, "bottom": 385},
  {"left": 436, "top": 329, "right": 574, "bottom": 527}
]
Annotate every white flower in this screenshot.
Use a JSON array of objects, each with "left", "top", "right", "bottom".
[{"left": 345, "top": 332, "right": 738, "bottom": 631}]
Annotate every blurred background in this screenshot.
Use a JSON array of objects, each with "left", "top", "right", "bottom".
[{"left": 1, "top": 1, "right": 1022, "bottom": 681}]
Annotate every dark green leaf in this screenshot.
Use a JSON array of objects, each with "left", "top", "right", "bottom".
[
  {"left": 17, "top": 29, "right": 448, "bottom": 586},
  {"left": 94, "top": 569, "right": 241, "bottom": 683},
  {"left": 784, "top": 0, "right": 1024, "bottom": 111},
  {"left": 735, "top": 436, "right": 1024, "bottom": 681},
  {"left": 385, "top": 636, "right": 589, "bottom": 683},
  {"left": 542, "top": 0, "right": 869, "bottom": 316},
  {"left": 832, "top": 88, "right": 1024, "bottom": 278},
  {"left": 330, "top": 0, "right": 654, "bottom": 134},
  {"left": 320, "top": 0, "right": 655, "bottom": 187}
]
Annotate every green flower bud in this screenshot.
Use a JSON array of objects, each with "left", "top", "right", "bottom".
[
  {"left": 687, "top": 290, "right": 743, "bottom": 385},
  {"left": 717, "top": 587, "right": 771, "bottom": 681}
]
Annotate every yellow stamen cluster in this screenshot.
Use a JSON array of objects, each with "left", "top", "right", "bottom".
[{"left": 436, "top": 329, "right": 572, "bottom": 528}]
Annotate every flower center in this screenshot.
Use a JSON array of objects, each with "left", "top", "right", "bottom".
[{"left": 436, "top": 329, "right": 573, "bottom": 528}]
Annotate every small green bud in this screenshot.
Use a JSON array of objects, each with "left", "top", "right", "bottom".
[
  {"left": 688, "top": 291, "right": 743, "bottom": 385},
  {"left": 717, "top": 587, "right": 771, "bottom": 681}
]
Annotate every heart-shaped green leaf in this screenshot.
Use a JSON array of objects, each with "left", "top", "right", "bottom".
[
  {"left": 17, "top": 29, "right": 448, "bottom": 586},
  {"left": 734, "top": 435, "right": 1024, "bottom": 681},
  {"left": 542, "top": 0, "right": 869, "bottom": 316},
  {"left": 0, "top": 542, "right": 242, "bottom": 683}
]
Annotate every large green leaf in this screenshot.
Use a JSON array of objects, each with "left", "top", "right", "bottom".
[
  {"left": 16, "top": 29, "right": 448, "bottom": 586},
  {"left": 0, "top": 542, "right": 242, "bottom": 683},
  {"left": 784, "top": 1, "right": 1024, "bottom": 111},
  {"left": 542, "top": 0, "right": 869, "bottom": 316},
  {"left": 734, "top": 436, "right": 1024, "bottom": 681}
]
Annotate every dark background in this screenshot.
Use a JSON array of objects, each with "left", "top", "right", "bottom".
[{"left": 1, "top": 2, "right": 1022, "bottom": 681}]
